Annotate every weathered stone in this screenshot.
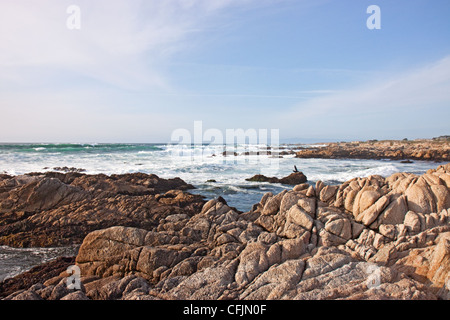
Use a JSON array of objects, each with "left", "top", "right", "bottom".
[
  {"left": 319, "top": 185, "right": 339, "bottom": 203},
  {"left": 245, "top": 172, "right": 307, "bottom": 185},
  {"left": 430, "top": 185, "right": 450, "bottom": 213},
  {"left": 287, "top": 205, "right": 314, "bottom": 231},
  {"left": 427, "top": 232, "right": 450, "bottom": 290},
  {"left": 404, "top": 211, "right": 421, "bottom": 233},
  {"left": 378, "top": 195, "right": 408, "bottom": 226},
  {"left": 306, "top": 186, "right": 315, "bottom": 197},
  {"left": 279, "top": 172, "right": 308, "bottom": 185},
  {"left": 261, "top": 190, "right": 286, "bottom": 216},
  {"left": 325, "top": 218, "right": 352, "bottom": 240},
  {"left": 405, "top": 180, "right": 436, "bottom": 214},
  {"left": 295, "top": 140, "right": 450, "bottom": 162},
  {"left": 297, "top": 197, "right": 316, "bottom": 217},
  {"left": 344, "top": 189, "right": 359, "bottom": 213},
  {"left": 76, "top": 226, "right": 147, "bottom": 265},
  {"left": 235, "top": 242, "right": 271, "bottom": 286},
  {"left": 136, "top": 247, "right": 192, "bottom": 278},
  {"left": 168, "top": 260, "right": 238, "bottom": 300},
  {"left": 315, "top": 181, "right": 325, "bottom": 195},
  {"left": 240, "top": 259, "right": 305, "bottom": 300},
  {"left": 0, "top": 172, "right": 203, "bottom": 248},
  {"left": 357, "top": 195, "right": 390, "bottom": 226},
  {"left": 293, "top": 183, "right": 309, "bottom": 192},
  {"left": 10, "top": 290, "right": 43, "bottom": 300},
  {"left": 350, "top": 221, "right": 365, "bottom": 238},
  {"left": 279, "top": 191, "right": 302, "bottom": 216},
  {"left": 60, "top": 291, "right": 90, "bottom": 300},
  {"left": 353, "top": 186, "right": 382, "bottom": 218}
]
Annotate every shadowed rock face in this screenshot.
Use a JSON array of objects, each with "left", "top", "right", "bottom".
[
  {"left": 2, "top": 164, "right": 450, "bottom": 300},
  {"left": 0, "top": 172, "right": 202, "bottom": 247}
]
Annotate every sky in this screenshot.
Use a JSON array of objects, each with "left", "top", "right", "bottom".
[{"left": 0, "top": 0, "right": 449, "bottom": 143}]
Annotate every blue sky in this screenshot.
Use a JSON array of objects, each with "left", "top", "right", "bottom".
[{"left": 0, "top": 0, "right": 449, "bottom": 143}]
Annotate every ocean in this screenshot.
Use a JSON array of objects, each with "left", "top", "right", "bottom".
[{"left": 0, "top": 142, "right": 442, "bottom": 282}]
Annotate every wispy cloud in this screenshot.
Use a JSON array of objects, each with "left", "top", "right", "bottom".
[
  {"left": 284, "top": 55, "right": 450, "bottom": 119},
  {"left": 0, "top": 0, "right": 274, "bottom": 91},
  {"left": 1, "top": 0, "right": 448, "bottom": 142},
  {"left": 277, "top": 56, "right": 450, "bottom": 139},
  {"left": 0, "top": 0, "right": 286, "bottom": 142}
]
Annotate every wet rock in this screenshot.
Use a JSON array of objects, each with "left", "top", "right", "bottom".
[{"left": 246, "top": 172, "right": 307, "bottom": 185}]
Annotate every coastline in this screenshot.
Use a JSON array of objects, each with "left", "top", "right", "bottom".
[
  {"left": 295, "top": 138, "right": 450, "bottom": 162},
  {"left": 1, "top": 158, "right": 449, "bottom": 300}
]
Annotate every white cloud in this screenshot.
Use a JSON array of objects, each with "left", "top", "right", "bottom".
[
  {"left": 273, "top": 56, "right": 450, "bottom": 140},
  {"left": 0, "top": 0, "right": 270, "bottom": 90},
  {"left": 0, "top": 0, "right": 289, "bottom": 142},
  {"left": 284, "top": 55, "right": 450, "bottom": 120}
]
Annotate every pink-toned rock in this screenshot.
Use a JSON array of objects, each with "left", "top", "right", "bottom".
[
  {"left": 319, "top": 185, "right": 338, "bottom": 203},
  {"left": 427, "top": 232, "right": 450, "bottom": 290},
  {"left": 353, "top": 186, "right": 382, "bottom": 217},
  {"left": 287, "top": 205, "right": 314, "bottom": 231},
  {"left": 357, "top": 195, "right": 390, "bottom": 226},
  {"left": 405, "top": 179, "right": 436, "bottom": 214},
  {"left": 377, "top": 195, "right": 408, "bottom": 226}
]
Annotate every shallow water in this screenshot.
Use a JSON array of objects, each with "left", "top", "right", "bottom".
[{"left": 0, "top": 245, "right": 79, "bottom": 282}]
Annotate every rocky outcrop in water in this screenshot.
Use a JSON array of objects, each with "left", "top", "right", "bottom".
[
  {"left": 296, "top": 140, "right": 450, "bottom": 162},
  {"left": 245, "top": 172, "right": 307, "bottom": 185},
  {"left": 3, "top": 164, "right": 449, "bottom": 300}
]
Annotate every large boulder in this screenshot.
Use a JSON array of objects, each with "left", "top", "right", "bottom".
[{"left": 405, "top": 178, "right": 437, "bottom": 214}]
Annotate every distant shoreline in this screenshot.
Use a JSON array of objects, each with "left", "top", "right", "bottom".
[{"left": 295, "top": 138, "right": 450, "bottom": 162}]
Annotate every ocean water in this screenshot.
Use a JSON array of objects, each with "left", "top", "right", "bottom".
[
  {"left": 0, "top": 143, "right": 441, "bottom": 212},
  {"left": 0, "top": 245, "right": 79, "bottom": 283},
  {"left": 0, "top": 143, "right": 442, "bottom": 282}
]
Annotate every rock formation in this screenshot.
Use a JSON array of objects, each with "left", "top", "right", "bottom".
[
  {"left": 246, "top": 172, "right": 308, "bottom": 185},
  {"left": 0, "top": 172, "right": 202, "bottom": 247},
  {"left": 296, "top": 140, "right": 450, "bottom": 162},
  {"left": 1, "top": 164, "right": 450, "bottom": 300}
]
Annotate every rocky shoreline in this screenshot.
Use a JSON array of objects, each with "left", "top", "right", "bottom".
[
  {"left": 296, "top": 139, "right": 450, "bottom": 162},
  {"left": 0, "top": 172, "right": 203, "bottom": 248},
  {"left": 1, "top": 163, "right": 450, "bottom": 300}
]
